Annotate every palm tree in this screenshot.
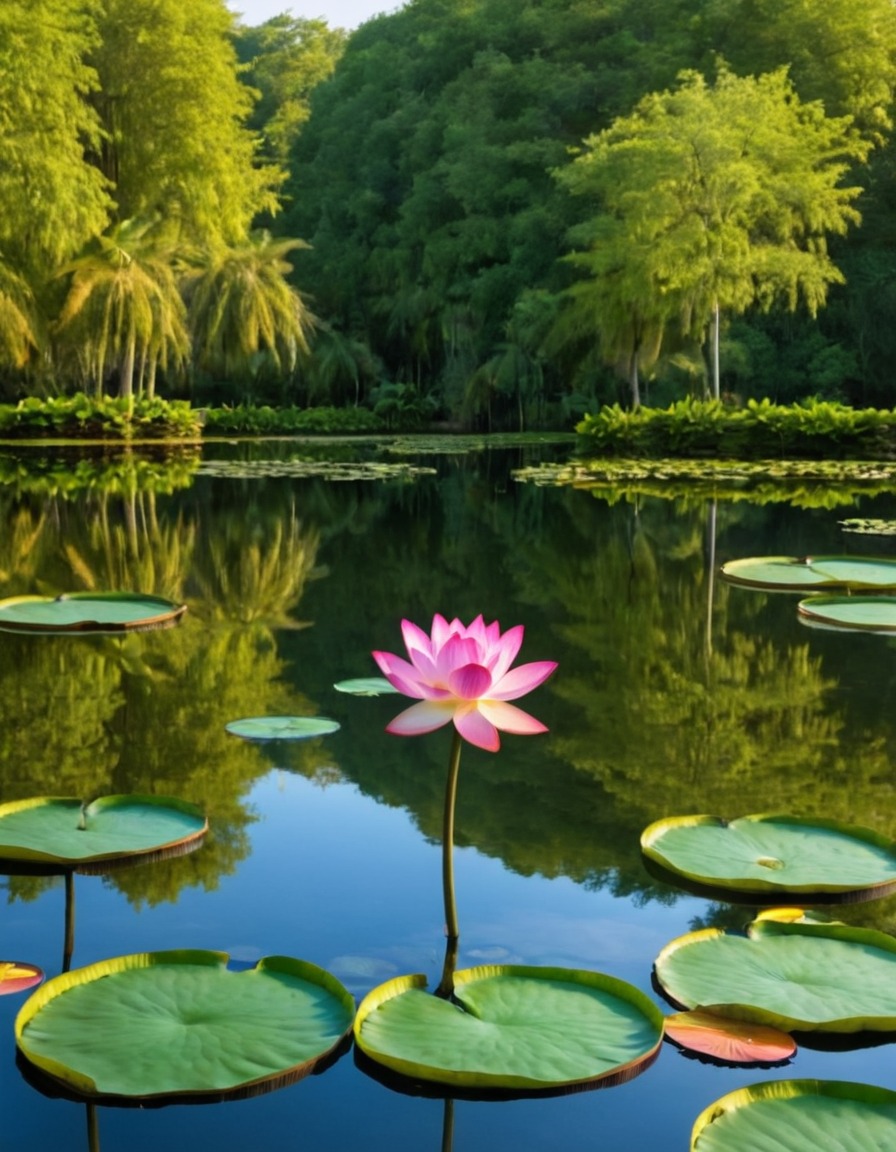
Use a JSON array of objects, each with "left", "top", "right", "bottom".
[
  {"left": 186, "top": 230, "right": 316, "bottom": 381},
  {"left": 53, "top": 216, "right": 190, "bottom": 400}
]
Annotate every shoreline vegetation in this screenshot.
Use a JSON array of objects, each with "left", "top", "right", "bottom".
[{"left": 2, "top": 395, "right": 896, "bottom": 463}]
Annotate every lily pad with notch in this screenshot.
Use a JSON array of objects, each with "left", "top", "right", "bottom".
[
  {"left": 690, "top": 1079, "right": 896, "bottom": 1152},
  {"left": 0, "top": 592, "right": 186, "bottom": 634},
  {"left": 655, "top": 918, "right": 896, "bottom": 1033},
  {"left": 225, "top": 715, "right": 341, "bottom": 741},
  {"left": 720, "top": 555, "right": 896, "bottom": 592},
  {"left": 640, "top": 814, "right": 896, "bottom": 903},
  {"left": 15, "top": 951, "right": 355, "bottom": 1102},
  {"left": 354, "top": 965, "right": 664, "bottom": 1093}
]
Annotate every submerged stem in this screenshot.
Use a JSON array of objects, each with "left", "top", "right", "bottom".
[{"left": 435, "top": 730, "right": 463, "bottom": 997}]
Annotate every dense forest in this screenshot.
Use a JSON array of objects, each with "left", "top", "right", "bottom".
[{"left": 3, "top": 0, "right": 896, "bottom": 428}]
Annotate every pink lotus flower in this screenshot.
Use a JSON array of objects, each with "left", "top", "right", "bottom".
[{"left": 372, "top": 614, "right": 557, "bottom": 752}]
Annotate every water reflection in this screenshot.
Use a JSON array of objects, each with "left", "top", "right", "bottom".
[{"left": 3, "top": 443, "right": 896, "bottom": 1149}]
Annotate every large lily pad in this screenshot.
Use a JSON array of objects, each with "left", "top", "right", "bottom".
[
  {"left": 354, "top": 965, "right": 664, "bottom": 1092},
  {"left": 641, "top": 814, "right": 896, "bottom": 902},
  {"left": 797, "top": 594, "right": 896, "bottom": 633},
  {"left": 16, "top": 951, "right": 355, "bottom": 1101},
  {"left": 0, "top": 592, "right": 186, "bottom": 634},
  {"left": 720, "top": 556, "right": 896, "bottom": 592},
  {"left": 225, "top": 715, "right": 340, "bottom": 741},
  {"left": 655, "top": 918, "right": 896, "bottom": 1032},
  {"left": 0, "top": 796, "right": 207, "bottom": 870},
  {"left": 691, "top": 1080, "right": 896, "bottom": 1151}
]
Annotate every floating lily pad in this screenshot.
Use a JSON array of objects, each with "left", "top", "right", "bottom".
[
  {"left": 691, "top": 1080, "right": 896, "bottom": 1152},
  {"left": 225, "top": 715, "right": 341, "bottom": 741},
  {"left": 664, "top": 1010, "right": 796, "bottom": 1066},
  {"left": 0, "top": 796, "right": 207, "bottom": 870},
  {"left": 641, "top": 814, "right": 896, "bottom": 902},
  {"left": 15, "top": 951, "right": 354, "bottom": 1101},
  {"left": 655, "top": 919, "right": 896, "bottom": 1033},
  {"left": 720, "top": 556, "right": 896, "bottom": 592},
  {"left": 797, "top": 594, "right": 896, "bottom": 633},
  {"left": 333, "top": 677, "right": 399, "bottom": 696},
  {"left": 354, "top": 965, "right": 664, "bottom": 1092},
  {"left": 0, "top": 592, "right": 186, "bottom": 634},
  {"left": 0, "top": 962, "right": 43, "bottom": 996}
]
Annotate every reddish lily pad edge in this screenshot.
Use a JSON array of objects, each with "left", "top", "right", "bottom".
[
  {"left": 691, "top": 1079, "right": 896, "bottom": 1152},
  {"left": 664, "top": 1009, "right": 796, "bottom": 1066},
  {"left": 0, "top": 961, "right": 43, "bottom": 996},
  {"left": 641, "top": 812, "right": 896, "bottom": 901},
  {"left": 354, "top": 965, "right": 665, "bottom": 1093},
  {"left": 15, "top": 951, "right": 356, "bottom": 1103}
]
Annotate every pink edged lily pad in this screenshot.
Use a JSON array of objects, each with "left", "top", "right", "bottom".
[
  {"left": 664, "top": 1010, "right": 796, "bottom": 1066},
  {"left": 0, "top": 592, "right": 186, "bottom": 634},
  {"left": 0, "top": 961, "right": 43, "bottom": 996}
]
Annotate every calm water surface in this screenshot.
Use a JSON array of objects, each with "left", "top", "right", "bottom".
[{"left": 0, "top": 439, "right": 895, "bottom": 1151}]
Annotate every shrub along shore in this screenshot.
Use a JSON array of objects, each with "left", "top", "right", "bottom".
[{"left": 2, "top": 394, "right": 896, "bottom": 460}]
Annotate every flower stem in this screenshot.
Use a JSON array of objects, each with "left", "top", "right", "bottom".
[{"left": 435, "top": 730, "right": 463, "bottom": 997}]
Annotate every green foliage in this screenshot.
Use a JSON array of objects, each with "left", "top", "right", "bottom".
[
  {"left": 576, "top": 398, "right": 896, "bottom": 459},
  {"left": 202, "top": 404, "right": 385, "bottom": 435},
  {"left": 0, "top": 395, "right": 201, "bottom": 440}
]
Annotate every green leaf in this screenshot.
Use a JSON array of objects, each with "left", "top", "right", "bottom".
[
  {"left": 354, "top": 965, "right": 664, "bottom": 1091},
  {"left": 225, "top": 715, "right": 341, "bottom": 741},
  {"left": 641, "top": 814, "right": 896, "bottom": 899},
  {"left": 797, "top": 594, "right": 896, "bottom": 633},
  {"left": 691, "top": 1080, "right": 896, "bottom": 1151},
  {"left": 15, "top": 951, "right": 355, "bottom": 1100},
  {"left": 655, "top": 919, "right": 896, "bottom": 1032},
  {"left": 0, "top": 795, "right": 207, "bottom": 868},
  {"left": 333, "top": 677, "right": 399, "bottom": 696},
  {"left": 0, "top": 592, "right": 186, "bottom": 634},
  {"left": 720, "top": 556, "right": 896, "bottom": 592}
]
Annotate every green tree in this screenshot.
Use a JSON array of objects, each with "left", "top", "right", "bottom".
[
  {"left": 186, "top": 231, "right": 316, "bottom": 386},
  {"left": 235, "top": 15, "right": 346, "bottom": 168},
  {"left": 53, "top": 217, "right": 190, "bottom": 400},
  {"left": 556, "top": 67, "right": 869, "bottom": 404}
]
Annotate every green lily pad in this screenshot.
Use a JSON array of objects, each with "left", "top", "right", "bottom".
[
  {"left": 691, "top": 1080, "right": 896, "bottom": 1152},
  {"left": 797, "top": 594, "right": 896, "bottom": 633},
  {"left": 333, "top": 677, "right": 399, "bottom": 696},
  {"left": 354, "top": 965, "right": 664, "bottom": 1091},
  {"left": 0, "top": 592, "right": 186, "bottom": 634},
  {"left": 655, "top": 918, "right": 896, "bottom": 1033},
  {"left": 720, "top": 556, "right": 896, "bottom": 592},
  {"left": 0, "top": 795, "right": 207, "bottom": 870},
  {"left": 664, "top": 1010, "right": 796, "bottom": 1065},
  {"left": 225, "top": 715, "right": 341, "bottom": 741},
  {"left": 16, "top": 951, "right": 355, "bottom": 1101},
  {"left": 641, "top": 814, "right": 896, "bottom": 901},
  {"left": 840, "top": 518, "right": 896, "bottom": 537}
]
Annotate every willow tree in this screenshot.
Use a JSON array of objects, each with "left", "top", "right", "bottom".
[{"left": 556, "top": 67, "right": 870, "bottom": 403}]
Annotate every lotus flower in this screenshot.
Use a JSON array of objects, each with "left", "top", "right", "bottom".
[{"left": 373, "top": 614, "right": 557, "bottom": 752}]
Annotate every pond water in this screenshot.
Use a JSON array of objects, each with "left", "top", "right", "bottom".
[{"left": 0, "top": 438, "right": 895, "bottom": 1151}]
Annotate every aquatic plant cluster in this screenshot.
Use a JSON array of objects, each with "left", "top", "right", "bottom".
[{"left": 4, "top": 603, "right": 896, "bottom": 1149}]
